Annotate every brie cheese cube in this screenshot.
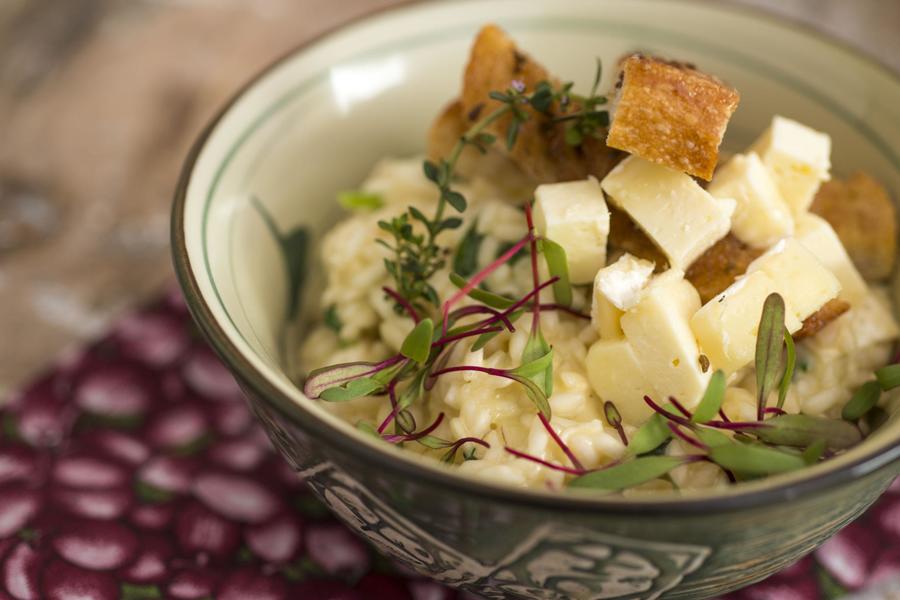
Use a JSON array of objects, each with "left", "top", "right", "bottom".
[
  {"left": 586, "top": 339, "right": 657, "bottom": 424},
  {"left": 707, "top": 152, "right": 794, "bottom": 248},
  {"left": 746, "top": 238, "right": 841, "bottom": 322},
  {"left": 750, "top": 116, "right": 831, "bottom": 215},
  {"left": 691, "top": 271, "right": 803, "bottom": 374},
  {"left": 620, "top": 270, "right": 710, "bottom": 408},
  {"left": 591, "top": 294, "right": 625, "bottom": 340},
  {"left": 590, "top": 253, "right": 654, "bottom": 339},
  {"left": 533, "top": 177, "right": 610, "bottom": 284},
  {"left": 794, "top": 214, "right": 868, "bottom": 304},
  {"left": 600, "top": 156, "right": 736, "bottom": 269}
]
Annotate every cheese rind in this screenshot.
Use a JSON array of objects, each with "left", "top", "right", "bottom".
[
  {"left": 794, "top": 214, "right": 868, "bottom": 305},
  {"left": 691, "top": 270, "right": 803, "bottom": 375},
  {"left": 533, "top": 178, "right": 610, "bottom": 284},
  {"left": 600, "top": 156, "right": 735, "bottom": 269},
  {"left": 746, "top": 238, "right": 841, "bottom": 322},
  {"left": 750, "top": 116, "right": 831, "bottom": 215},
  {"left": 620, "top": 270, "right": 710, "bottom": 408},
  {"left": 585, "top": 339, "right": 657, "bottom": 424},
  {"left": 707, "top": 152, "right": 794, "bottom": 248}
]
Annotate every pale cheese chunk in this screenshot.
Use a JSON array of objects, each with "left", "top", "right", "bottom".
[
  {"left": 600, "top": 156, "right": 735, "bottom": 269},
  {"left": 746, "top": 238, "right": 841, "bottom": 322},
  {"left": 620, "top": 270, "right": 710, "bottom": 408},
  {"left": 707, "top": 152, "right": 794, "bottom": 248},
  {"left": 533, "top": 177, "right": 610, "bottom": 284},
  {"left": 691, "top": 270, "right": 803, "bottom": 375},
  {"left": 590, "top": 253, "right": 654, "bottom": 339},
  {"left": 585, "top": 339, "right": 657, "bottom": 424},
  {"left": 807, "top": 288, "right": 900, "bottom": 358},
  {"left": 794, "top": 214, "right": 867, "bottom": 304},
  {"left": 750, "top": 115, "right": 831, "bottom": 215}
]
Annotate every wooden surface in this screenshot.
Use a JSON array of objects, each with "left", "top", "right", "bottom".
[{"left": 0, "top": 0, "right": 897, "bottom": 395}]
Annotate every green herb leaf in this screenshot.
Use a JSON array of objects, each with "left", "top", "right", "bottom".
[
  {"left": 708, "top": 442, "right": 806, "bottom": 476},
  {"left": 416, "top": 435, "right": 453, "bottom": 450},
  {"left": 843, "top": 380, "right": 882, "bottom": 422},
  {"left": 627, "top": 410, "right": 673, "bottom": 456},
  {"left": 756, "top": 293, "right": 786, "bottom": 418},
  {"left": 519, "top": 329, "right": 553, "bottom": 397},
  {"left": 876, "top": 363, "right": 900, "bottom": 390},
  {"left": 423, "top": 160, "right": 440, "bottom": 183},
  {"left": 453, "top": 225, "right": 485, "bottom": 277},
  {"left": 443, "top": 189, "right": 467, "bottom": 213},
  {"left": 569, "top": 456, "right": 686, "bottom": 491},
  {"left": 506, "top": 119, "right": 521, "bottom": 150},
  {"left": 304, "top": 361, "right": 395, "bottom": 398},
  {"left": 538, "top": 239, "right": 572, "bottom": 306},
  {"left": 397, "top": 368, "right": 428, "bottom": 410},
  {"left": 323, "top": 304, "right": 342, "bottom": 334},
  {"left": 510, "top": 347, "right": 554, "bottom": 379},
  {"left": 693, "top": 370, "right": 726, "bottom": 423},
  {"left": 802, "top": 439, "right": 826, "bottom": 465},
  {"left": 356, "top": 421, "right": 380, "bottom": 438},
  {"left": 319, "top": 377, "right": 383, "bottom": 402},
  {"left": 448, "top": 272, "right": 515, "bottom": 309},
  {"left": 507, "top": 373, "right": 551, "bottom": 419},
  {"left": 778, "top": 327, "right": 796, "bottom": 409},
  {"left": 338, "top": 190, "right": 383, "bottom": 211},
  {"left": 400, "top": 318, "right": 434, "bottom": 364},
  {"left": 693, "top": 427, "right": 731, "bottom": 448},
  {"left": 749, "top": 414, "right": 862, "bottom": 450}
]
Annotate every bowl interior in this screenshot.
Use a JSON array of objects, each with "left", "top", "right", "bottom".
[{"left": 177, "top": 0, "right": 900, "bottom": 502}]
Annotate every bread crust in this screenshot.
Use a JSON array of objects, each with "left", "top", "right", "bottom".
[
  {"left": 794, "top": 298, "right": 851, "bottom": 340},
  {"left": 607, "top": 55, "right": 740, "bottom": 180}
]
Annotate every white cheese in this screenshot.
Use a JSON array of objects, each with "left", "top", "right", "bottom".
[
  {"left": 746, "top": 238, "right": 841, "bottom": 322},
  {"left": 533, "top": 177, "right": 610, "bottom": 284},
  {"left": 691, "top": 270, "right": 803, "bottom": 374},
  {"left": 585, "top": 339, "right": 657, "bottom": 424},
  {"left": 807, "top": 288, "right": 900, "bottom": 357},
  {"left": 794, "top": 214, "right": 868, "bottom": 304},
  {"left": 707, "top": 152, "right": 794, "bottom": 248},
  {"left": 749, "top": 115, "right": 831, "bottom": 215},
  {"left": 620, "top": 270, "right": 710, "bottom": 408},
  {"left": 590, "top": 253, "right": 654, "bottom": 339},
  {"left": 600, "top": 156, "right": 735, "bottom": 269}
]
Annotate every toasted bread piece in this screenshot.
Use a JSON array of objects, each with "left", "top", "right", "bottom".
[
  {"left": 685, "top": 234, "right": 763, "bottom": 303},
  {"left": 458, "top": 24, "right": 620, "bottom": 183},
  {"left": 794, "top": 298, "right": 851, "bottom": 340},
  {"left": 607, "top": 205, "right": 668, "bottom": 270},
  {"left": 810, "top": 172, "right": 897, "bottom": 280},
  {"left": 607, "top": 55, "right": 740, "bottom": 180}
]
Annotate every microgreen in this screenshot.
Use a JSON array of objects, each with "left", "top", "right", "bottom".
[
  {"left": 538, "top": 412, "right": 584, "bottom": 471},
  {"left": 453, "top": 224, "right": 485, "bottom": 277},
  {"left": 538, "top": 239, "right": 572, "bottom": 306},
  {"left": 756, "top": 293, "right": 787, "bottom": 420},
  {"left": 842, "top": 381, "right": 881, "bottom": 422},
  {"left": 569, "top": 456, "right": 690, "bottom": 491},
  {"left": 692, "top": 370, "right": 726, "bottom": 424},
  {"left": 323, "top": 304, "right": 342, "bottom": 334},
  {"left": 778, "top": 327, "right": 796, "bottom": 409},
  {"left": 338, "top": 190, "right": 383, "bottom": 211},
  {"left": 400, "top": 318, "right": 434, "bottom": 364},
  {"left": 604, "top": 401, "right": 628, "bottom": 445},
  {"left": 875, "top": 363, "right": 900, "bottom": 390},
  {"left": 707, "top": 443, "right": 806, "bottom": 477},
  {"left": 304, "top": 357, "right": 403, "bottom": 399},
  {"left": 802, "top": 439, "right": 827, "bottom": 465},
  {"left": 448, "top": 272, "right": 515, "bottom": 309},
  {"left": 745, "top": 414, "right": 861, "bottom": 451}
]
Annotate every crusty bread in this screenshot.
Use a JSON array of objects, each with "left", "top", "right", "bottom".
[
  {"left": 685, "top": 234, "right": 762, "bottom": 304},
  {"left": 607, "top": 55, "right": 740, "bottom": 180},
  {"left": 811, "top": 172, "right": 897, "bottom": 280},
  {"left": 606, "top": 205, "right": 668, "bottom": 270},
  {"left": 794, "top": 298, "right": 851, "bottom": 340},
  {"left": 452, "top": 24, "right": 620, "bottom": 183}
]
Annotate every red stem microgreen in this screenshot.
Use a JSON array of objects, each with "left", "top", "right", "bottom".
[
  {"left": 538, "top": 412, "right": 584, "bottom": 471},
  {"left": 603, "top": 401, "right": 628, "bottom": 446}
]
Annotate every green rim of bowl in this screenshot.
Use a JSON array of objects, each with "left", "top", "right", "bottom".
[{"left": 172, "top": 0, "right": 900, "bottom": 515}]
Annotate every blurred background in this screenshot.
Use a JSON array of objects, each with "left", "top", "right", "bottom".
[{"left": 0, "top": 0, "right": 898, "bottom": 396}]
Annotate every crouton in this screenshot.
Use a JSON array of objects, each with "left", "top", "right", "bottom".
[
  {"left": 607, "top": 55, "right": 740, "bottom": 180},
  {"left": 794, "top": 298, "right": 851, "bottom": 340},
  {"left": 607, "top": 205, "right": 668, "bottom": 270},
  {"left": 685, "top": 234, "right": 763, "bottom": 303},
  {"left": 811, "top": 172, "right": 897, "bottom": 280},
  {"left": 457, "top": 24, "right": 620, "bottom": 183}
]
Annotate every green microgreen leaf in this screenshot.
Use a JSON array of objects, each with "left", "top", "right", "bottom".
[
  {"left": 748, "top": 414, "right": 861, "bottom": 450},
  {"left": 507, "top": 373, "right": 552, "bottom": 419},
  {"left": 304, "top": 361, "right": 397, "bottom": 399},
  {"left": 538, "top": 239, "right": 572, "bottom": 306},
  {"left": 843, "top": 380, "right": 882, "bottom": 422},
  {"left": 337, "top": 190, "right": 383, "bottom": 211},
  {"left": 320, "top": 377, "right": 383, "bottom": 402},
  {"left": 693, "top": 427, "right": 731, "bottom": 448},
  {"left": 707, "top": 442, "right": 806, "bottom": 476},
  {"left": 519, "top": 329, "right": 553, "bottom": 397},
  {"left": 448, "top": 272, "right": 515, "bottom": 309},
  {"left": 803, "top": 439, "right": 826, "bottom": 465},
  {"left": 323, "top": 304, "right": 342, "bottom": 334},
  {"left": 469, "top": 309, "right": 525, "bottom": 351},
  {"left": 568, "top": 456, "right": 687, "bottom": 491},
  {"left": 510, "top": 347, "right": 553, "bottom": 379},
  {"left": 756, "top": 293, "right": 786, "bottom": 419},
  {"left": 692, "top": 370, "right": 726, "bottom": 423},
  {"left": 400, "top": 318, "right": 434, "bottom": 364},
  {"left": 416, "top": 435, "right": 452, "bottom": 450},
  {"left": 453, "top": 224, "right": 485, "bottom": 277},
  {"left": 356, "top": 421, "right": 380, "bottom": 438},
  {"left": 778, "top": 327, "right": 796, "bottom": 409},
  {"left": 443, "top": 189, "right": 467, "bottom": 213},
  {"left": 875, "top": 363, "right": 900, "bottom": 390},
  {"left": 397, "top": 368, "right": 428, "bottom": 411},
  {"left": 627, "top": 409, "right": 674, "bottom": 456},
  {"left": 423, "top": 160, "right": 440, "bottom": 183}
]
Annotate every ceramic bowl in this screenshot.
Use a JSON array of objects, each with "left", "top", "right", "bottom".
[{"left": 172, "top": 1, "right": 900, "bottom": 597}]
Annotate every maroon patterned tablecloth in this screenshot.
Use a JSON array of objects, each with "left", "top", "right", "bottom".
[{"left": 0, "top": 286, "right": 897, "bottom": 600}]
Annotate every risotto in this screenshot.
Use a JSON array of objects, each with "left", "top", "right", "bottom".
[{"left": 299, "top": 25, "right": 900, "bottom": 493}]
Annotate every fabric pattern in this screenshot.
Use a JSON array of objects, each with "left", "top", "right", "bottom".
[{"left": 0, "top": 287, "right": 895, "bottom": 600}]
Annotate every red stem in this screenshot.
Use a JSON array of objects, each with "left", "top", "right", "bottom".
[
  {"left": 435, "top": 326, "right": 504, "bottom": 346},
  {"left": 668, "top": 397, "right": 693, "bottom": 419},
  {"left": 377, "top": 380, "right": 400, "bottom": 434},
  {"left": 382, "top": 412, "right": 445, "bottom": 443},
  {"left": 524, "top": 203, "right": 541, "bottom": 334},
  {"left": 667, "top": 422, "right": 709, "bottom": 451},
  {"left": 538, "top": 412, "right": 584, "bottom": 471},
  {"left": 382, "top": 286, "right": 420, "bottom": 323},
  {"left": 539, "top": 304, "right": 591, "bottom": 320},
  {"left": 643, "top": 396, "right": 694, "bottom": 428},
  {"left": 504, "top": 447, "right": 586, "bottom": 475}
]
